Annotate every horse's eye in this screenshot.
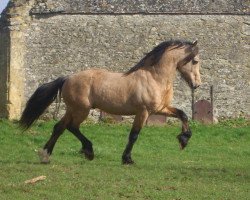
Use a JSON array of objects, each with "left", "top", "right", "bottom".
[{"left": 192, "top": 60, "right": 198, "bottom": 65}]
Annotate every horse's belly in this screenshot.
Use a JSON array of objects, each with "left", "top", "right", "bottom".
[
  {"left": 93, "top": 97, "right": 137, "bottom": 115},
  {"left": 98, "top": 106, "right": 136, "bottom": 115}
]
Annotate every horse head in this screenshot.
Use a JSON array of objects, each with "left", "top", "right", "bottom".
[
  {"left": 125, "top": 39, "right": 202, "bottom": 90},
  {"left": 175, "top": 40, "right": 202, "bottom": 89}
]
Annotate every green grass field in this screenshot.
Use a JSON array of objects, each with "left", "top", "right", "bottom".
[{"left": 0, "top": 119, "right": 249, "bottom": 200}]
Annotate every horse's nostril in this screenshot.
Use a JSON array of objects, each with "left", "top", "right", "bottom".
[{"left": 193, "top": 85, "right": 200, "bottom": 89}]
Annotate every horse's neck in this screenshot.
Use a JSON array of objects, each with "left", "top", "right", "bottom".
[{"left": 151, "top": 62, "right": 177, "bottom": 86}]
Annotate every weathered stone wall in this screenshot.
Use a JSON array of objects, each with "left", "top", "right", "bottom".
[
  {"left": 0, "top": 27, "right": 9, "bottom": 118},
  {"left": 0, "top": 0, "right": 35, "bottom": 119},
  {"left": 0, "top": 0, "right": 249, "bottom": 120},
  {"left": 30, "top": 0, "right": 249, "bottom": 14}
]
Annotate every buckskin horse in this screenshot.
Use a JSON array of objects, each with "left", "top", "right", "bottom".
[{"left": 20, "top": 39, "right": 201, "bottom": 164}]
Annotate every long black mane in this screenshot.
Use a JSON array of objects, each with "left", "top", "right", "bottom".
[{"left": 125, "top": 40, "right": 196, "bottom": 75}]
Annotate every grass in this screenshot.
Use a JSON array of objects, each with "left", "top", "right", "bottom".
[{"left": 0, "top": 119, "right": 249, "bottom": 200}]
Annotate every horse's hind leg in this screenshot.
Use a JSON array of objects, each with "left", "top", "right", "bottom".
[
  {"left": 38, "top": 114, "right": 69, "bottom": 163},
  {"left": 122, "top": 110, "right": 149, "bottom": 165},
  {"left": 67, "top": 109, "right": 94, "bottom": 160}
]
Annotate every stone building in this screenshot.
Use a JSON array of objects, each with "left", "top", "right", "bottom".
[{"left": 0, "top": 0, "right": 249, "bottom": 120}]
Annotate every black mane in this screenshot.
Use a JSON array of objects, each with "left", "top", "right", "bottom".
[{"left": 125, "top": 40, "right": 195, "bottom": 75}]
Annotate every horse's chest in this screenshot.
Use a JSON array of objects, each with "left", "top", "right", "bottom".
[
  {"left": 148, "top": 88, "right": 173, "bottom": 112},
  {"left": 161, "top": 88, "right": 173, "bottom": 106}
]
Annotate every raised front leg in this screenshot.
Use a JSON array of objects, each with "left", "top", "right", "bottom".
[
  {"left": 122, "top": 110, "right": 149, "bottom": 165},
  {"left": 157, "top": 107, "right": 192, "bottom": 149}
]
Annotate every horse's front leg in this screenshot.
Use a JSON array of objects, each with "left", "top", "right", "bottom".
[
  {"left": 122, "top": 110, "right": 149, "bottom": 165},
  {"left": 157, "top": 107, "right": 192, "bottom": 149}
]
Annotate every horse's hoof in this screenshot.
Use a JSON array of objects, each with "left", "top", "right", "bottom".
[
  {"left": 83, "top": 149, "right": 94, "bottom": 161},
  {"left": 80, "top": 148, "right": 94, "bottom": 161},
  {"left": 177, "top": 131, "right": 192, "bottom": 150},
  {"left": 38, "top": 149, "right": 50, "bottom": 164},
  {"left": 123, "top": 160, "right": 134, "bottom": 165},
  {"left": 177, "top": 134, "right": 188, "bottom": 149},
  {"left": 122, "top": 156, "right": 134, "bottom": 165}
]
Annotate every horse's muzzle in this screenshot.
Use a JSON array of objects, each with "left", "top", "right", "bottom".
[
  {"left": 191, "top": 81, "right": 201, "bottom": 90},
  {"left": 192, "top": 84, "right": 200, "bottom": 90}
]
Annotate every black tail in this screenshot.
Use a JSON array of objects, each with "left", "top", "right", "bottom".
[{"left": 19, "top": 77, "right": 67, "bottom": 130}]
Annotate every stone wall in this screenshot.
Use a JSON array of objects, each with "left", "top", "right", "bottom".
[
  {"left": 0, "top": 26, "right": 9, "bottom": 118},
  {"left": 0, "top": 0, "right": 249, "bottom": 120},
  {"left": 0, "top": 0, "right": 34, "bottom": 119},
  {"left": 30, "top": 0, "right": 249, "bottom": 14}
]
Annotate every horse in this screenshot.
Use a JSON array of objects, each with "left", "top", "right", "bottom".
[{"left": 20, "top": 39, "right": 201, "bottom": 164}]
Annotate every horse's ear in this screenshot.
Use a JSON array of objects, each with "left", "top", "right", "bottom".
[{"left": 193, "top": 40, "right": 198, "bottom": 46}]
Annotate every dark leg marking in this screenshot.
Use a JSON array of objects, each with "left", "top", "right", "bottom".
[
  {"left": 44, "top": 122, "right": 65, "bottom": 155},
  {"left": 174, "top": 109, "right": 192, "bottom": 149},
  {"left": 166, "top": 107, "right": 192, "bottom": 149},
  {"left": 177, "top": 130, "right": 192, "bottom": 149},
  {"left": 67, "top": 126, "right": 94, "bottom": 160},
  {"left": 39, "top": 121, "right": 65, "bottom": 164},
  {"left": 122, "top": 128, "right": 140, "bottom": 165}
]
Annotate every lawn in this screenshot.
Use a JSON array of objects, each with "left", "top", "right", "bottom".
[{"left": 0, "top": 119, "right": 249, "bottom": 200}]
